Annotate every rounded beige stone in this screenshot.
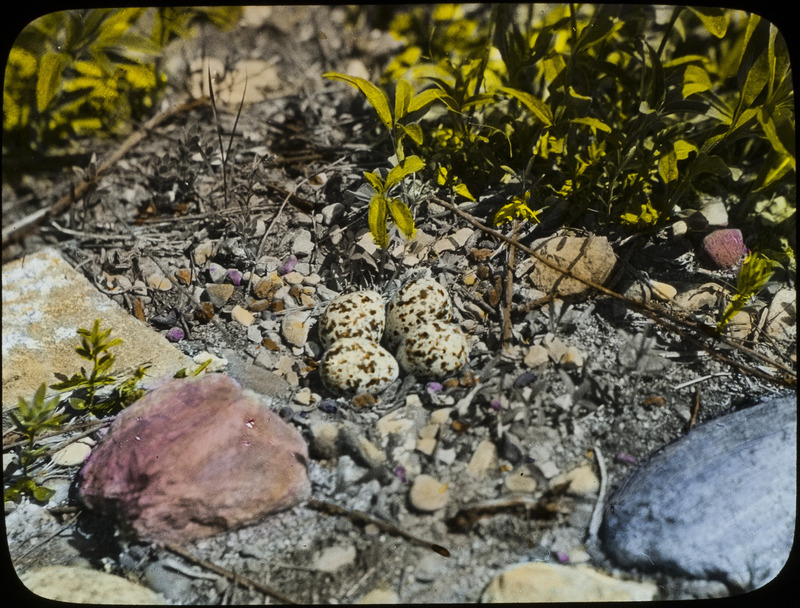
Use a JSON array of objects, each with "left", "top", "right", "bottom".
[{"left": 409, "top": 474, "right": 449, "bottom": 511}]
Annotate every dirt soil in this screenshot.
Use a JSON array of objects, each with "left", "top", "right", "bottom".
[{"left": 3, "top": 7, "right": 796, "bottom": 604}]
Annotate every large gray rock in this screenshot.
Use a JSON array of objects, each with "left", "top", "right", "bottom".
[
  {"left": 601, "top": 392, "right": 796, "bottom": 591},
  {"left": 79, "top": 374, "right": 310, "bottom": 544}
]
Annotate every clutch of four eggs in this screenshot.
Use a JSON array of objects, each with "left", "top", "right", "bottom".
[{"left": 318, "top": 278, "right": 469, "bottom": 396}]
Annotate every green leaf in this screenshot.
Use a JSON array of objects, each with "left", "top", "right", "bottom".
[
  {"left": 363, "top": 170, "right": 385, "bottom": 194},
  {"left": 36, "top": 52, "right": 68, "bottom": 112},
  {"left": 394, "top": 78, "right": 412, "bottom": 122},
  {"left": 385, "top": 155, "right": 424, "bottom": 190},
  {"left": 688, "top": 7, "right": 729, "bottom": 38},
  {"left": 323, "top": 72, "right": 392, "bottom": 131},
  {"left": 658, "top": 149, "right": 678, "bottom": 183},
  {"left": 408, "top": 88, "right": 456, "bottom": 113},
  {"left": 682, "top": 65, "right": 713, "bottom": 98},
  {"left": 387, "top": 198, "right": 417, "bottom": 239},
  {"left": 399, "top": 122, "right": 424, "bottom": 146},
  {"left": 499, "top": 86, "right": 553, "bottom": 126},
  {"left": 570, "top": 117, "right": 612, "bottom": 134},
  {"left": 368, "top": 197, "right": 389, "bottom": 248}
]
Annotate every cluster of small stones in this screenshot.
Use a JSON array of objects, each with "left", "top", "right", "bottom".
[{"left": 319, "top": 278, "right": 470, "bottom": 397}]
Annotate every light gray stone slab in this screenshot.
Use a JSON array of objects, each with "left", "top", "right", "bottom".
[{"left": 2, "top": 247, "right": 192, "bottom": 410}]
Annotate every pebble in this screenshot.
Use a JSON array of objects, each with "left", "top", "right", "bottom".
[
  {"left": 320, "top": 202, "right": 345, "bottom": 225},
  {"left": 698, "top": 228, "right": 747, "bottom": 269},
  {"left": 416, "top": 437, "right": 437, "bottom": 456},
  {"left": 466, "top": 439, "right": 497, "bottom": 477},
  {"left": 174, "top": 268, "right": 193, "bottom": 286},
  {"left": 481, "top": 563, "right": 657, "bottom": 602},
  {"left": 205, "top": 283, "right": 234, "bottom": 308},
  {"left": 409, "top": 474, "right": 450, "bottom": 512},
  {"left": 193, "top": 241, "right": 216, "bottom": 265},
  {"left": 282, "top": 271, "right": 305, "bottom": 285},
  {"left": 165, "top": 327, "right": 184, "bottom": 342},
  {"left": 552, "top": 463, "right": 599, "bottom": 497},
  {"left": 674, "top": 282, "right": 729, "bottom": 312},
  {"left": 649, "top": 280, "right": 677, "bottom": 301},
  {"left": 207, "top": 263, "right": 228, "bottom": 283},
  {"left": 359, "top": 587, "right": 400, "bottom": 604},
  {"left": 765, "top": 286, "right": 796, "bottom": 344},
  {"left": 313, "top": 544, "right": 357, "bottom": 573},
  {"left": 20, "top": 565, "right": 168, "bottom": 604},
  {"left": 699, "top": 199, "right": 729, "bottom": 226},
  {"left": 601, "top": 392, "right": 796, "bottom": 591},
  {"left": 231, "top": 305, "right": 255, "bottom": 327},
  {"left": 528, "top": 234, "right": 617, "bottom": 296},
  {"left": 559, "top": 346, "right": 584, "bottom": 370},
  {"left": 524, "top": 344, "right": 549, "bottom": 368},
  {"left": 193, "top": 351, "right": 228, "bottom": 372},
  {"left": 146, "top": 273, "right": 172, "bottom": 291},
  {"left": 281, "top": 310, "right": 311, "bottom": 346},
  {"left": 78, "top": 374, "right": 311, "bottom": 545},
  {"left": 51, "top": 438, "right": 93, "bottom": 467},
  {"left": 293, "top": 229, "right": 315, "bottom": 257},
  {"left": 253, "top": 272, "right": 284, "bottom": 300},
  {"left": 246, "top": 324, "right": 262, "bottom": 343},
  {"left": 505, "top": 466, "right": 538, "bottom": 494}
]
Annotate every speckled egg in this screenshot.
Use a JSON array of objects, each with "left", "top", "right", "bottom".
[
  {"left": 318, "top": 291, "right": 385, "bottom": 350},
  {"left": 396, "top": 321, "right": 468, "bottom": 379},
  {"left": 385, "top": 278, "right": 452, "bottom": 351},
  {"left": 320, "top": 338, "right": 399, "bottom": 396}
]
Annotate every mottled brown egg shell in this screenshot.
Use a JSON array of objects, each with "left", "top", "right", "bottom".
[
  {"left": 385, "top": 278, "right": 452, "bottom": 352},
  {"left": 396, "top": 321, "right": 468, "bottom": 379},
  {"left": 318, "top": 290, "right": 385, "bottom": 350},
  {"left": 320, "top": 338, "right": 399, "bottom": 396}
]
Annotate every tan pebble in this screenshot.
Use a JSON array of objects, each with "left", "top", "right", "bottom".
[
  {"left": 282, "top": 271, "right": 305, "bottom": 285},
  {"left": 231, "top": 305, "right": 255, "bottom": 326},
  {"left": 416, "top": 437, "right": 437, "bottom": 456},
  {"left": 313, "top": 545, "right": 357, "bottom": 573},
  {"left": 193, "top": 352, "right": 227, "bottom": 372},
  {"left": 650, "top": 280, "right": 677, "bottom": 301},
  {"left": 52, "top": 439, "right": 93, "bottom": 467},
  {"left": 294, "top": 387, "right": 313, "bottom": 405},
  {"left": 418, "top": 424, "right": 439, "bottom": 439},
  {"left": 559, "top": 346, "right": 584, "bottom": 370},
  {"left": 524, "top": 344, "right": 549, "bottom": 368},
  {"left": 357, "top": 437, "right": 386, "bottom": 466},
  {"left": 174, "top": 268, "right": 193, "bottom": 286},
  {"left": 505, "top": 466, "right": 538, "bottom": 494},
  {"left": 377, "top": 410, "right": 414, "bottom": 436},
  {"left": 467, "top": 439, "right": 497, "bottom": 477},
  {"left": 253, "top": 273, "right": 284, "bottom": 299},
  {"left": 281, "top": 311, "right": 310, "bottom": 346},
  {"left": 360, "top": 587, "right": 400, "bottom": 604},
  {"left": 552, "top": 463, "right": 600, "bottom": 497},
  {"left": 409, "top": 474, "right": 449, "bottom": 512},
  {"left": 20, "top": 565, "right": 168, "bottom": 604},
  {"left": 429, "top": 407, "right": 453, "bottom": 426},
  {"left": 146, "top": 274, "right": 172, "bottom": 291},
  {"left": 481, "top": 562, "right": 657, "bottom": 602},
  {"left": 463, "top": 272, "right": 478, "bottom": 286},
  {"left": 352, "top": 392, "right": 378, "bottom": 408}
]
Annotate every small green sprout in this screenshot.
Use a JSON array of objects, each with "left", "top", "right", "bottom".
[
  {"left": 716, "top": 252, "right": 776, "bottom": 333},
  {"left": 362, "top": 156, "right": 423, "bottom": 248},
  {"left": 4, "top": 384, "right": 68, "bottom": 503}
]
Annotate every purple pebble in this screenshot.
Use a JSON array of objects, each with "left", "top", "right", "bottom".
[
  {"left": 165, "top": 327, "right": 185, "bottom": 342},
  {"left": 490, "top": 398, "right": 501, "bottom": 411},
  {"left": 226, "top": 269, "right": 242, "bottom": 286},
  {"left": 616, "top": 452, "right": 638, "bottom": 465},
  {"left": 278, "top": 255, "right": 297, "bottom": 276},
  {"left": 555, "top": 550, "right": 570, "bottom": 563},
  {"left": 698, "top": 229, "right": 747, "bottom": 269},
  {"left": 427, "top": 381, "right": 444, "bottom": 393},
  {"left": 395, "top": 466, "right": 407, "bottom": 483}
]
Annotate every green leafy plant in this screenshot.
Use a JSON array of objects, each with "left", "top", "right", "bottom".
[
  {"left": 49, "top": 319, "right": 150, "bottom": 415},
  {"left": 4, "top": 385, "right": 69, "bottom": 503},
  {"left": 4, "top": 320, "right": 153, "bottom": 504},
  {"left": 331, "top": 4, "right": 794, "bottom": 245},
  {"left": 716, "top": 252, "right": 776, "bottom": 333},
  {"left": 4, "top": 7, "right": 242, "bottom": 167}
]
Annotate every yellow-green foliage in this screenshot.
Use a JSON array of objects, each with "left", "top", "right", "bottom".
[
  {"left": 329, "top": 4, "right": 795, "bottom": 244},
  {"left": 4, "top": 7, "right": 242, "bottom": 157}
]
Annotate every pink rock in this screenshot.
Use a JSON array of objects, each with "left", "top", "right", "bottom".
[
  {"left": 698, "top": 229, "right": 747, "bottom": 269},
  {"left": 79, "top": 374, "right": 310, "bottom": 545}
]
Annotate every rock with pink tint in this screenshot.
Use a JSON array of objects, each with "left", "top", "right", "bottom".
[
  {"left": 698, "top": 229, "right": 747, "bottom": 269},
  {"left": 78, "top": 374, "right": 310, "bottom": 545}
]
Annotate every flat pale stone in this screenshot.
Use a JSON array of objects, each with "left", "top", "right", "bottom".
[
  {"left": 552, "top": 463, "right": 599, "bottom": 497},
  {"left": 466, "top": 439, "right": 497, "bottom": 477},
  {"left": 2, "top": 248, "right": 192, "bottom": 411},
  {"left": 313, "top": 544, "right": 357, "bottom": 573},
  {"left": 650, "top": 280, "right": 677, "bottom": 301},
  {"left": 416, "top": 437, "right": 437, "bottom": 456},
  {"left": 482, "top": 562, "right": 657, "bottom": 602},
  {"left": 409, "top": 474, "right": 449, "bottom": 512},
  {"left": 20, "top": 565, "right": 167, "bottom": 604},
  {"left": 360, "top": 587, "right": 400, "bottom": 604},
  {"left": 231, "top": 305, "right": 255, "bottom": 327},
  {"left": 51, "top": 439, "right": 93, "bottom": 467},
  {"left": 524, "top": 344, "right": 549, "bottom": 368}
]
